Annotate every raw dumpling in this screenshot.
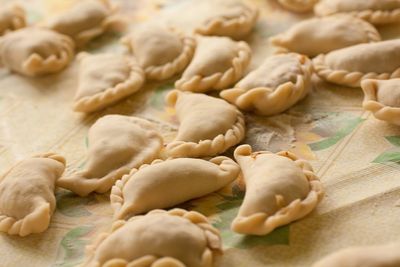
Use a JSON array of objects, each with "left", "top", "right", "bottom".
[
  {"left": 163, "top": 0, "right": 258, "bottom": 40},
  {"left": 47, "top": 0, "right": 123, "bottom": 47},
  {"left": 175, "top": 36, "right": 251, "bottom": 93},
  {"left": 193, "top": 0, "right": 259, "bottom": 39},
  {"left": 220, "top": 53, "right": 313, "bottom": 116},
  {"left": 57, "top": 115, "right": 162, "bottom": 197},
  {"left": 277, "top": 0, "right": 319, "bottom": 13},
  {"left": 165, "top": 90, "right": 245, "bottom": 158},
  {"left": 111, "top": 157, "right": 239, "bottom": 220},
  {"left": 0, "top": 4, "right": 26, "bottom": 36},
  {"left": 312, "top": 242, "right": 400, "bottom": 267},
  {"left": 361, "top": 79, "right": 400, "bottom": 125},
  {"left": 73, "top": 53, "right": 145, "bottom": 113},
  {"left": 0, "top": 28, "right": 75, "bottom": 77},
  {"left": 231, "top": 145, "right": 324, "bottom": 235},
  {"left": 270, "top": 15, "right": 381, "bottom": 57},
  {"left": 121, "top": 24, "right": 196, "bottom": 81},
  {"left": 313, "top": 39, "right": 400, "bottom": 87},
  {"left": 315, "top": 0, "right": 400, "bottom": 25},
  {"left": 0, "top": 153, "right": 66, "bottom": 236},
  {"left": 81, "top": 209, "right": 222, "bottom": 267}
]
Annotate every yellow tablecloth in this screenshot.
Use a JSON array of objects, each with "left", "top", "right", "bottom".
[{"left": 0, "top": 0, "right": 400, "bottom": 266}]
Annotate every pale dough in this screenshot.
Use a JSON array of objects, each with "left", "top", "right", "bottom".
[
  {"left": 221, "top": 53, "right": 313, "bottom": 116},
  {"left": 121, "top": 23, "right": 195, "bottom": 81},
  {"left": 361, "top": 79, "right": 400, "bottom": 126},
  {"left": 81, "top": 209, "right": 222, "bottom": 267},
  {"left": 0, "top": 153, "right": 66, "bottom": 236},
  {"left": 278, "top": 0, "right": 319, "bottom": 13},
  {"left": 0, "top": 4, "right": 26, "bottom": 36},
  {"left": 313, "top": 39, "right": 400, "bottom": 87},
  {"left": 0, "top": 27, "right": 75, "bottom": 77},
  {"left": 175, "top": 36, "right": 251, "bottom": 93},
  {"left": 315, "top": 0, "right": 400, "bottom": 25},
  {"left": 165, "top": 90, "right": 245, "bottom": 158},
  {"left": 47, "top": 0, "right": 123, "bottom": 47},
  {"left": 270, "top": 15, "right": 380, "bottom": 57},
  {"left": 111, "top": 157, "right": 239, "bottom": 220},
  {"left": 73, "top": 53, "right": 145, "bottom": 113},
  {"left": 231, "top": 145, "right": 324, "bottom": 235},
  {"left": 57, "top": 115, "right": 162, "bottom": 197}
]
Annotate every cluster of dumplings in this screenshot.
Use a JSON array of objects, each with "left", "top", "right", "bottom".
[{"left": 1, "top": 0, "right": 400, "bottom": 266}]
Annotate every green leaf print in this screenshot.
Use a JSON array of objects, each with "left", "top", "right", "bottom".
[
  {"left": 53, "top": 226, "right": 93, "bottom": 267},
  {"left": 373, "top": 151, "right": 400, "bottom": 164},
  {"left": 372, "top": 136, "right": 400, "bottom": 165},
  {"left": 309, "top": 117, "right": 364, "bottom": 151},
  {"left": 213, "top": 195, "right": 289, "bottom": 248},
  {"left": 384, "top": 136, "right": 400, "bottom": 147},
  {"left": 56, "top": 190, "right": 92, "bottom": 217}
]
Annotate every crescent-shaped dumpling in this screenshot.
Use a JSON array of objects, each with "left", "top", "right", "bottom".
[
  {"left": 73, "top": 53, "right": 145, "bottom": 113},
  {"left": 121, "top": 23, "right": 196, "bottom": 81},
  {"left": 361, "top": 79, "right": 400, "bottom": 125},
  {"left": 175, "top": 36, "right": 251, "bottom": 93},
  {"left": 47, "top": 0, "right": 123, "bottom": 47},
  {"left": 0, "top": 4, "right": 26, "bottom": 36},
  {"left": 162, "top": 0, "right": 258, "bottom": 40},
  {"left": 313, "top": 39, "right": 400, "bottom": 87},
  {"left": 312, "top": 242, "right": 400, "bottom": 267},
  {"left": 270, "top": 15, "right": 380, "bottom": 57},
  {"left": 81, "top": 209, "right": 222, "bottom": 267},
  {"left": 221, "top": 53, "right": 313, "bottom": 116},
  {"left": 0, "top": 153, "right": 66, "bottom": 236},
  {"left": 0, "top": 27, "right": 75, "bottom": 77},
  {"left": 231, "top": 145, "right": 324, "bottom": 235},
  {"left": 193, "top": 0, "right": 259, "bottom": 39},
  {"left": 57, "top": 115, "right": 163, "bottom": 197},
  {"left": 315, "top": 0, "right": 400, "bottom": 25},
  {"left": 165, "top": 90, "right": 245, "bottom": 158},
  {"left": 110, "top": 157, "right": 239, "bottom": 220},
  {"left": 277, "top": 0, "right": 319, "bottom": 13}
]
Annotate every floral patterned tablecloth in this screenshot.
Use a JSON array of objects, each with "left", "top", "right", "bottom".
[{"left": 0, "top": 0, "right": 400, "bottom": 266}]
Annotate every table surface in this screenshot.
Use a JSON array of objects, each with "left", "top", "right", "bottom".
[{"left": 1, "top": 0, "right": 400, "bottom": 266}]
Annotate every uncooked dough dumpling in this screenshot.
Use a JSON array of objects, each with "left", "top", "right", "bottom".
[
  {"left": 313, "top": 39, "right": 400, "bottom": 87},
  {"left": 175, "top": 36, "right": 251, "bottom": 93},
  {"left": 121, "top": 23, "right": 196, "bottom": 81},
  {"left": 315, "top": 0, "right": 400, "bottom": 25},
  {"left": 0, "top": 27, "right": 75, "bottom": 77},
  {"left": 73, "top": 53, "right": 145, "bottom": 113},
  {"left": 0, "top": 4, "right": 26, "bottom": 36},
  {"left": 0, "top": 153, "right": 66, "bottom": 236},
  {"left": 81, "top": 209, "right": 222, "bottom": 267},
  {"left": 111, "top": 156, "right": 240, "bottom": 220},
  {"left": 165, "top": 90, "right": 245, "bottom": 158},
  {"left": 270, "top": 15, "right": 381, "bottom": 57},
  {"left": 361, "top": 79, "right": 400, "bottom": 125},
  {"left": 231, "top": 145, "right": 324, "bottom": 235},
  {"left": 221, "top": 53, "right": 313, "bottom": 116},
  {"left": 278, "top": 0, "right": 319, "bottom": 13},
  {"left": 57, "top": 115, "right": 163, "bottom": 197},
  {"left": 47, "top": 0, "right": 123, "bottom": 47}
]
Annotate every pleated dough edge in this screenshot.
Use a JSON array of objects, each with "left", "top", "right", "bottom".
[
  {"left": 73, "top": 56, "right": 145, "bottom": 113},
  {"left": 0, "top": 152, "right": 66, "bottom": 237},
  {"left": 81, "top": 208, "right": 222, "bottom": 267},
  {"left": 361, "top": 79, "right": 400, "bottom": 125},
  {"left": 312, "top": 53, "right": 400, "bottom": 88},
  {"left": 230, "top": 144, "right": 324, "bottom": 235},
  {"left": 175, "top": 40, "right": 251, "bottom": 93},
  {"left": 220, "top": 53, "right": 313, "bottom": 116}
]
